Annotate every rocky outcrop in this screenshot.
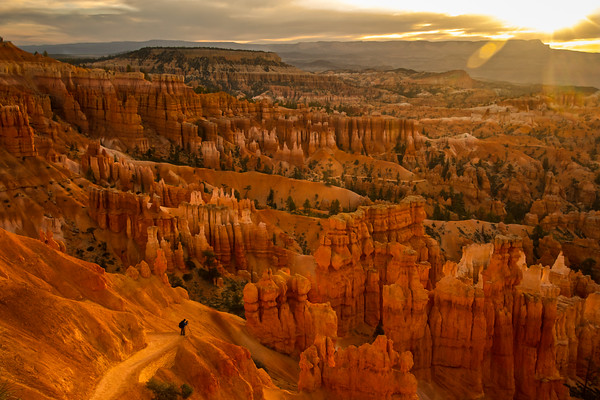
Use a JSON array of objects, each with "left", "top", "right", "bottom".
[
  {"left": 174, "top": 335, "right": 272, "bottom": 400},
  {"left": 178, "top": 189, "right": 278, "bottom": 271},
  {"left": 87, "top": 46, "right": 345, "bottom": 104},
  {"left": 529, "top": 172, "right": 567, "bottom": 220},
  {"left": 87, "top": 184, "right": 282, "bottom": 273},
  {"left": 434, "top": 236, "right": 599, "bottom": 399},
  {"left": 112, "top": 73, "right": 203, "bottom": 150},
  {"left": 429, "top": 275, "right": 486, "bottom": 397},
  {"left": 67, "top": 70, "right": 146, "bottom": 148},
  {"left": 39, "top": 229, "right": 66, "bottom": 252},
  {"left": 310, "top": 197, "right": 442, "bottom": 337},
  {"left": 81, "top": 143, "right": 206, "bottom": 205},
  {"left": 1, "top": 41, "right": 433, "bottom": 178},
  {"left": 298, "top": 335, "right": 418, "bottom": 400},
  {"left": 243, "top": 270, "right": 337, "bottom": 356},
  {"left": 380, "top": 243, "right": 432, "bottom": 373},
  {"left": 0, "top": 105, "right": 37, "bottom": 157},
  {"left": 539, "top": 211, "right": 600, "bottom": 241},
  {"left": 87, "top": 187, "right": 177, "bottom": 250}
]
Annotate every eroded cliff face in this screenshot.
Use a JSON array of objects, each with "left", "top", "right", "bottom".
[
  {"left": 310, "top": 197, "right": 441, "bottom": 339},
  {"left": 0, "top": 227, "right": 280, "bottom": 400},
  {"left": 87, "top": 183, "right": 283, "bottom": 274},
  {"left": 2, "top": 40, "right": 600, "bottom": 400},
  {"left": 0, "top": 40, "right": 425, "bottom": 171},
  {"left": 79, "top": 141, "right": 286, "bottom": 273},
  {"left": 298, "top": 335, "right": 419, "bottom": 400},
  {"left": 0, "top": 105, "right": 37, "bottom": 157},
  {"left": 87, "top": 46, "right": 348, "bottom": 104},
  {"left": 241, "top": 200, "right": 600, "bottom": 399},
  {"left": 436, "top": 238, "right": 600, "bottom": 400},
  {"left": 243, "top": 270, "right": 337, "bottom": 356}
]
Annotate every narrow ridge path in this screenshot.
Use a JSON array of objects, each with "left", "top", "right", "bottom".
[{"left": 89, "top": 332, "right": 183, "bottom": 400}]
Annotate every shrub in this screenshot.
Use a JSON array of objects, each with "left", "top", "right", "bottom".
[
  {"left": 286, "top": 196, "right": 296, "bottom": 212},
  {"left": 197, "top": 266, "right": 220, "bottom": 282},
  {"left": 180, "top": 384, "right": 193, "bottom": 399},
  {"left": 574, "top": 258, "right": 600, "bottom": 284},
  {"left": 168, "top": 274, "right": 185, "bottom": 289},
  {"left": 329, "top": 199, "right": 341, "bottom": 216},
  {"left": 0, "top": 379, "right": 21, "bottom": 400},
  {"left": 219, "top": 280, "right": 246, "bottom": 318},
  {"left": 145, "top": 379, "right": 194, "bottom": 400},
  {"left": 202, "top": 249, "right": 216, "bottom": 267},
  {"left": 505, "top": 201, "right": 531, "bottom": 224},
  {"left": 198, "top": 279, "right": 247, "bottom": 318},
  {"left": 266, "top": 189, "right": 276, "bottom": 208}
]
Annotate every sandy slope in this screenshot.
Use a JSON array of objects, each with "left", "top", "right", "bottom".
[{"left": 89, "top": 333, "right": 184, "bottom": 400}]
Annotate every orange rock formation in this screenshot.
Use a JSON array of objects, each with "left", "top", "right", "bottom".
[
  {"left": 0, "top": 105, "right": 37, "bottom": 157},
  {"left": 298, "top": 335, "right": 418, "bottom": 400},
  {"left": 243, "top": 270, "right": 337, "bottom": 355}
]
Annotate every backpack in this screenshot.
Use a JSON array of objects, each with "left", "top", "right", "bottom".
[{"left": 179, "top": 320, "right": 186, "bottom": 328}]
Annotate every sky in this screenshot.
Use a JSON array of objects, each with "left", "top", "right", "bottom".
[{"left": 1, "top": 0, "right": 599, "bottom": 52}]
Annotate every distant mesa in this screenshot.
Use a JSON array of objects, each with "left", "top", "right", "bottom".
[{"left": 21, "top": 39, "right": 600, "bottom": 88}]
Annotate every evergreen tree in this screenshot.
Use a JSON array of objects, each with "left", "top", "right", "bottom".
[
  {"left": 286, "top": 196, "right": 296, "bottom": 212},
  {"left": 329, "top": 199, "right": 341, "bottom": 216}
]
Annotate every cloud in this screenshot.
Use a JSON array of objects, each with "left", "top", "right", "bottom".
[
  {"left": 552, "top": 13, "right": 600, "bottom": 41},
  {"left": 0, "top": 0, "right": 136, "bottom": 14},
  {"left": 0, "top": 0, "right": 595, "bottom": 49}
]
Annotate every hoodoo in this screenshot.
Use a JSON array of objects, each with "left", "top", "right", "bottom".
[{"left": 0, "top": 29, "right": 599, "bottom": 400}]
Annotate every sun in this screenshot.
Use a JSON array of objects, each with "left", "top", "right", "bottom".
[
  {"left": 304, "top": 0, "right": 599, "bottom": 34},
  {"left": 491, "top": 3, "right": 598, "bottom": 33}
]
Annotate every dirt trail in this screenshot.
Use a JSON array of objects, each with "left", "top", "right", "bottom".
[{"left": 89, "top": 332, "right": 183, "bottom": 400}]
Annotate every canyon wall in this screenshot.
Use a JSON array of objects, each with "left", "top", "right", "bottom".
[
  {"left": 243, "top": 270, "right": 337, "bottom": 356},
  {"left": 435, "top": 237, "right": 600, "bottom": 399},
  {"left": 310, "top": 197, "right": 442, "bottom": 338},
  {"left": 242, "top": 201, "right": 600, "bottom": 399},
  {"left": 0, "top": 105, "right": 37, "bottom": 157},
  {"left": 1, "top": 40, "right": 425, "bottom": 168},
  {"left": 298, "top": 335, "right": 419, "bottom": 400}
]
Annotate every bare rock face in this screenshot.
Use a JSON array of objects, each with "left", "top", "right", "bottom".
[
  {"left": 298, "top": 335, "right": 418, "bottom": 400},
  {"left": 153, "top": 248, "right": 168, "bottom": 281},
  {"left": 67, "top": 70, "right": 146, "bottom": 148},
  {"left": 428, "top": 276, "right": 486, "bottom": 397},
  {"left": 87, "top": 187, "right": 178, "bottom": 253},
  {"left": 243, "top": 270, "right": 337, "bottom": 356},
  {"left": 197, "top": 108, "right": 422, "bottom": 166},
  {"left": 114, "top": 74, "right": 203, "bottom": 150},
  {"left": 138, "top": 260, "right": 151, "bottom": 278},
  {"left": 433, "top": 236, "right": 600, "bottom": 400},
  {"left": 39, "top": 229, "right": 66, "bottom": 252},
  {"left": 533, "top": 210, "right": 600, "bottom": 267},
  {"left": 87, "top": 182, "right": 281, "bottom": 274},
  {"left": 125, "top": 265, "right": 140, "bottom": 280},
  {"left": 201, "top": 141, "right": 220, "bottom": 169},
  {"left": 511, "top": 291, "right": 569, "bottom": 400},
  {"left": 309, "top": 197, "right": 441, "bottom": 356},
  {"left": 174, "top": 335, "right": 270, "bottom": 400},
  {"left": 178, "top": 191, "right": 278, "bottom": 272},
  {"left": 0, "top": 105, "right": 37, "bottom": 157},
  {"left": 1, "top": 42, "right": 430, "bottom": 177},
  {"left": 381, "top": 243, "right": 431, "bottom": 373}
]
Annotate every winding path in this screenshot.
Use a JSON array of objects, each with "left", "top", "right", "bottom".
[{"left": 89, "top": 333, "right": 183, "bottom": 400}]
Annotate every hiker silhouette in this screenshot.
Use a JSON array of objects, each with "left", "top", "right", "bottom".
[{"left": 179, "top": 319, "right": 188, "bottom": 336}]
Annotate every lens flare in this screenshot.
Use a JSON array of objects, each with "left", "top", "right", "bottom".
[{"left": 467, "top": 41, "right": 507, "bottom": 69}]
